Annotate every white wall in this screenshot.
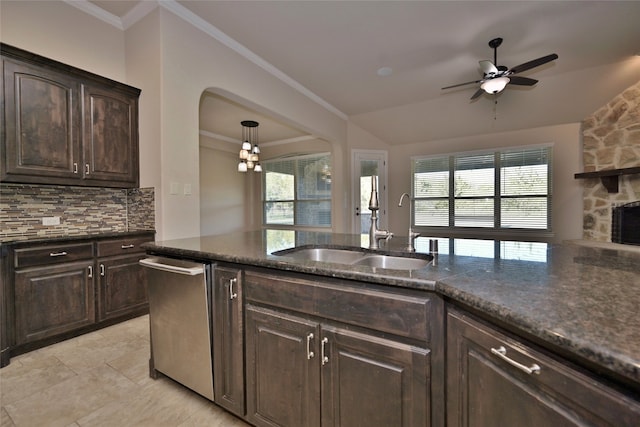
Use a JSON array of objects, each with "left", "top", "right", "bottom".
[
  {"left": 152, "top": 9, "right": 347, "bottom": 239},
  {"left": 199, "top": 139, "right": 247, "bottom": 235},
  {"left": 0, "top": 1, "right": 126, "bottom": 81}
]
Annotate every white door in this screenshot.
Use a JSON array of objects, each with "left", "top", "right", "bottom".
[{"left": 352, "top": 150, "right": 388, "bottom": 235}]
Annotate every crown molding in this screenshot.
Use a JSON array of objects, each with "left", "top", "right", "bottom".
[
  {"left": 159, "top": 0, "right": 347, "bottom": 121},
  {"left": 122, "top": 0, "right": 159, "bottom": 29},
  {"left": 66, "top": 0, "right": 347, "bottom": 121},
  {"left": 199, "top": 130, "right": 316, "bottom": 147},
  {"left": 63, "top": 0, "right": 124, "bottom": 30}
]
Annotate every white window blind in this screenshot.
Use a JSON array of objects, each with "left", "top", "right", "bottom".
[
  {"left": 264, "top": 153, "right": 331, "bottom": 228},
  {"left": 412, "top": 145, "right": 552, "bottom": 234}
]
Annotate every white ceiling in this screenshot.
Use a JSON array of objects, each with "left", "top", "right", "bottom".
[{"left": 86, "top": 0, "right": 640, "bottom": 146}]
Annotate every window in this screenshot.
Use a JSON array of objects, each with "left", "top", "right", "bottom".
[
  {"left": 263, "top": 153, "right": 331, "bottom": 228},
  {"left": 412, "top": 145, "right": 552, "bottom": 236}
]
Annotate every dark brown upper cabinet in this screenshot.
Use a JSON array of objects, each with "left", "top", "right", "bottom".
[{"left": 1, "top": 43, "right": 140, "bottom": 188}]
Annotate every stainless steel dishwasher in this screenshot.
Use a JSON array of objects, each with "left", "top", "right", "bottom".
[{"left": 140, "top": 256, "right": 214, "bottom": 401}]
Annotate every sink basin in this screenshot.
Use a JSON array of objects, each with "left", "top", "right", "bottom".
[
  {"left": 353, "top": 254, "right": 431, "bottom": 270},
  {"left": 273, "top": 246, "right": 431, "bottom": 270},
  {"left": 274, "top": 247, "right": 366, "bottom": 264}
]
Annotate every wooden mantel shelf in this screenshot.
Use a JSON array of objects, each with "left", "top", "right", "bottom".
[{"left": 574, "top": 166, "right": 640, "bottom": 193}]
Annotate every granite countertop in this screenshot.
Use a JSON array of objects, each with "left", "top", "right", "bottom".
[
  {"left": 142, "top": 230, "right": 640, "bottom": 389},
  {"left": 0, "top": 229, "right": 156, "bottom": 246}
]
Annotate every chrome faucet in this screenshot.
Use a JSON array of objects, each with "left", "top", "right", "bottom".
[
  {"left": 398, "top": 192, "right": 420, "bottom": 252},
  {"left": 368, "top": 176, "right": 393, "bottom": 250}
]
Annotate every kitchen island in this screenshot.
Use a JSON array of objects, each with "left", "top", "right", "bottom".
[{"left": 143, "top": 230, "right": 640, "bottom": 426}]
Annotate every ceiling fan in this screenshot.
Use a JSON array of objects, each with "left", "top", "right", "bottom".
[{"left": 442, "top": 37, "right": 558, "bottom": 100}]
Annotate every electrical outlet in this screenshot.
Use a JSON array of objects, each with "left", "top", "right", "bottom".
[{"left": 42, "top": 216, "right": 60, "bottom": 226}]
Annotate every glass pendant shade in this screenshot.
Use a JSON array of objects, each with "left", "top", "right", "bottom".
[{"left": 238, "top": 120, "right": 261, "bottom": 173}]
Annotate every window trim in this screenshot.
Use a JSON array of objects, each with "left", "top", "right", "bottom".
[{"left": 411, "top": 144, "right": 553, "bottom": 241}]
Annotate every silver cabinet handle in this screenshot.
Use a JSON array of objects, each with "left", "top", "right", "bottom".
[
  {"left": 100, "top": 264, "right": 105, "bottom": 276},
  {"left": 229, "top": 278, "right": 238, "bottom": 300},
  {"left": 73, "top": 163, "right": 78, "bottom": 174},
  {"left": 88, "top": 265, "right": 93, "bottom": 278},
  {"left": 491, "top": 346, "right": 541, "bottom": 375},
  {"left": 321, "top": 337, "right": 329, "bottom": 365},
  {"left": 49, "top": 251, "right": 68, "bottom": 257},
  {"left": 85, "top": 164, "right": 90, "bottom": 175},
  {"left": 306, "top": 333, "right": 315, "bottom": 360},
  {"left": 121, "top": 244, "right": 135, "bottom": 249}
]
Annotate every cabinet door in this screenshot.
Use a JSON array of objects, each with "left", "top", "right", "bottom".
[
  {"left": 321, "top": 325, "right": 430, "bottom": 427},
  {"left": 447, "top": 309, "right": 640, "bottom": 427},
  {"left": 245, "top": 305, "right": 321, "bottom": 427},
  {"left": 82, "top": 84, "right": 138, "bottom": 187},
  {"left": 14, "top": 261, "right": 95, "bottom": 345},
  {"left": 97, "top": 254, "right": 148, "bottom": 322},
  {"left": 2, "top": 59, "right": 81, "bottom": 181},
  {"left": 213, "top": 266, "right": 245, "bottom": 416}
]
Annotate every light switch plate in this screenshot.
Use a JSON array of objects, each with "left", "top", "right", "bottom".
[{"left": 170, "top": 182, "right": 180, "bottom": 195}]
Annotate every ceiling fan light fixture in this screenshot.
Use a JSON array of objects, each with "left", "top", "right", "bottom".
[{"left": 481, "top": 76, "right": 510, "bottom": 94}]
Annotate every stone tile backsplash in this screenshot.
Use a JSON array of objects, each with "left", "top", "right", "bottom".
[{"left": 0, "top": 184, "right": 155, "bottom": 241}]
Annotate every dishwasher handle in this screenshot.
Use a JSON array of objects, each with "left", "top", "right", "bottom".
[{"left": 140, "top": 257, "right": 204, "bottom": 276}]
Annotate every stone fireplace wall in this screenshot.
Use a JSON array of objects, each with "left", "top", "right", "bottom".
[{"left": 581, "top": 81, "right": 640, "bottom": 241}]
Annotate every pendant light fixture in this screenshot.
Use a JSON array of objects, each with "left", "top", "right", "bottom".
[{"left": 238, "top": 120, "right": 261, "bottom": 172}]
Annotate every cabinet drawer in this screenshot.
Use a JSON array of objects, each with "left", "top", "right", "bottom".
[
  {"left": 447, "top": 309, "right": 640, "bottom": 426},
  {"left": 245, "top": 270, "right": 434, "bottom": 342},
  {"left": 96, "top": 236, "right": 151, "bottom": 257},
  {"left": 14, "top": 242, "right": 94, "bottom": 268}
]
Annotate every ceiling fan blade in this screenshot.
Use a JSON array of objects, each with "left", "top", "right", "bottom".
[
  {"left": 479, "top": 60, "right": 498, "bottom": 76},
  {"left": 442, "top": 79, "right": 483, "bottom": 90},
  {"left": 510, "top": 53, "right": 558, "bottom": 74},
  {"left": 470, "top": 88, "right": 484, "bottom": 100},
  {"left": 508, "top": 76, "right": 538, "bottom": 86}
]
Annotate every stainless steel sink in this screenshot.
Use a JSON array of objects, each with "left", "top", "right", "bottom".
[
  {"left": 352, "top": 254, "right": 430, "bottom": 270},
  {"left": 273, "top": 246, "right": 431, "bottom": 270},
  {"left": 276, "top": 247, "right": 366, "bottom": 264}
]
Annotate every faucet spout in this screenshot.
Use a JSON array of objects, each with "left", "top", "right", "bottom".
[
  {"left": 398, "top": 192, "right": 420, "bottom": 252},
  {"left": 367, "top": 176, "right": 393, "bottom": 250}
]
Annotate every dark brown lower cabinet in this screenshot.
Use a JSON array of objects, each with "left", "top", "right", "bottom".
[
  {"left": 321, "top": 324, "right": 429, "bottom": 427},
  {"left": 14, "top": 261, "right": 95, "bottom": 345},
  {"left": 245, "top": 304, "right": 430, "bottom": 427},
  {"left": 447, "top": 307, "right": 640, "bottom": 427},
  {"left": 3, "top": 232, "right": 153, "bottom": 366},
  {"left": 245, "top": 305, "right": 320, "bottom": 427},
  {"left": 213, "top": 265, "right": 245, "bottom": 417},
  {"left": 97, "top": 254, "right": 148, "bottom": 321}
]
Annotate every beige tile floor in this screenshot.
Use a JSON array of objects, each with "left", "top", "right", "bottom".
[{"left": 0, "top": 315, "right": 250, "bottom": 426}]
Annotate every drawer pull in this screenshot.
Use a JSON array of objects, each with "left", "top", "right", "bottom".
[
  {"left": 73, "top": 163, "right": 78, "bottom": 174},
  {"left": 491, "top": 346, "right": 541, "bottom": 375},
  {"left": 121, "top": 244, "right": 135, "bottom": 249},
  {"left": 88, "top": 265, "right": 93, "bottom": 278},
  {"left": 49, "top": 251, "right": 68, "bottom": 257},
  {"left": 321, "top": 337, "right": 329, "bottom": 365},
  {"left": 85, "top": 163, "right": 90, "bottom": 175},
  {"left": 229, "top": 278, "right": 238, "bottom": 300},
  {"left": 306, "top": 333, "right": 315, "bottom": 360},
  {"left": 100, "top": 264, "right": 105, "bottom": 276}
]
